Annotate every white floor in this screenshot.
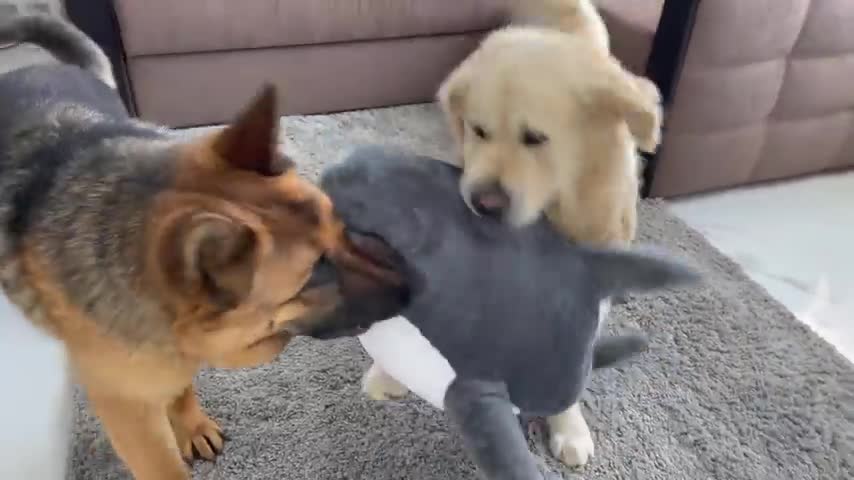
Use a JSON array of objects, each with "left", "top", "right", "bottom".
[
  {"left": 670, "top": 171, "right": 854, "bottom": 362},
  {"left": 0, "top": 297, "right": 72, "bottom": 479}
]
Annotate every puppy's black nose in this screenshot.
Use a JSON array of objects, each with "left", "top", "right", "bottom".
[{"left": 471, "top": 184, "right": 510, "bottom": 218}]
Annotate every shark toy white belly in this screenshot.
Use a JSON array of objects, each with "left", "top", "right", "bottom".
[
  {"left": 358, "top": 308, "right": 619, "bottom": 416},
  {"left": 358, "top": 316, "right": 455, "bottom": 410},
  {"left": 358, "top": 299, "right": 612, "bottom": 413}
]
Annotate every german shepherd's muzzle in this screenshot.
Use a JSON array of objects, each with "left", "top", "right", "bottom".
[{"left": 288, "top": 231, "right": 410, "bottom": 340}]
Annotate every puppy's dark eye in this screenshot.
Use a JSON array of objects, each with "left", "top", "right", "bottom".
[
  {"left": 521, "top": 129, "right": 548, "bottom": 147},
  {"left": 471, "top": 124, "right": 489, "bottom": 140}
]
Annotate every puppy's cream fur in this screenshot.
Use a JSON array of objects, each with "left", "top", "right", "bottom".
[
  {"left": 364, "top": 0, "right": 658, "bottom": 470},
  {"left": 438, "top": 0, "right": 662, "bottom": 246}
]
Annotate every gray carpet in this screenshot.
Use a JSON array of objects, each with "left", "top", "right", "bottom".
[{"left": 70, "top": 104, "right": 854, "bottom": 480}]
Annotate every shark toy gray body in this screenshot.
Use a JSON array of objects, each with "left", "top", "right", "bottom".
[{"left": 320, "top": 146, "right": 700, "bottom": 479}]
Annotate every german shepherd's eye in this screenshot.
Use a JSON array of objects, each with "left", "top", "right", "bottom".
[
  {"left": 521, "top": 129, "right": 548, "bottom": 147},
  {"left": 471, "top": 124, "right": 489, "bottom": 140}
]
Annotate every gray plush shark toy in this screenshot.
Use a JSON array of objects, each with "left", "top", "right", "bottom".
[{"left": 319, "top": 146, "right": 701, "bottom": 480}]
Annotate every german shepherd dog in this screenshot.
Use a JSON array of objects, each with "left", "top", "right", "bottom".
[{"left": 0, "top": 15, "right": 408, "bottom": 480}]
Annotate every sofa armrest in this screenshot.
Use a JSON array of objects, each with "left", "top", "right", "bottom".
[
  {"left": 646, "top": 0, "right": 854, "bottom": 197},
  {"left": 639, "top": 0, "right": 702, "bottom": 196},
  {"left": 644, "top": 0, "right": 701, "bottom": 110}
]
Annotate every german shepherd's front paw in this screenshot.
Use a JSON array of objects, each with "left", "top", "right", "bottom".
[
  {"left": 169, "top": 386, "right": 226, "bottom": 462},
  {"left": 173, "top": 413, "right": 225, "bottom": 462}
]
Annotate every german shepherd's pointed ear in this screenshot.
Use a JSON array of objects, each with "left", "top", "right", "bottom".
[
  {"left": 589, "top": 63, "right": 663, "bottom": 154},
  {"left": 159, "top": 210, "right": 259, "bottom": 310},
  {"left": 212, "top": 84, "right": 292, "bottom": 176},
  {"left": 437, "top": 59, "right": 474, "bottom": 162}
]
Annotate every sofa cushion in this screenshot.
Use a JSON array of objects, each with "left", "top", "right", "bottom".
[
  {"left": 126, "top": 33, "right": 485, "bottom": 127},
  {"left": 114, "top": 0, "right": 508, "bottom": 57},
  {"left": 650, "top": 0, "right": 854, "bottom": 197}
]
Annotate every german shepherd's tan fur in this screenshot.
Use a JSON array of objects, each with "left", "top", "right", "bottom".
[{"left": 0, "top": 15, "right": 407, "bottom": 480}]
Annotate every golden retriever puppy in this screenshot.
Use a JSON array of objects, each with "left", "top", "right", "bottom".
[
  {"left": 439, "top": 4, "right": 661, "bottom": 248},
  {"left": 363, "top": 0, "right": 663, "bottom": 471}
]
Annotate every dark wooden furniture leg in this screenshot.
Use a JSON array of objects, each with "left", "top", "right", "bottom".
[
  {"left": 64, "top": 0, "right": 137, "bottom": 116},
  {"left": 640, "top": 0, "right": 702, "bottom": 198}
]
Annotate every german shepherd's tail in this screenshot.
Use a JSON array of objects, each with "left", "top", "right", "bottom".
[{"left": 0, "top": 14, "right": 115, "bottom": 88}]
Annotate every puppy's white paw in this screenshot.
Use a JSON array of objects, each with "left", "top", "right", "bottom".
[
  {"left": 361, "top": 364, "right": 409, "bottom": 401},
  {"left": 547, "top": 404, "right": 595, "bottom": 467},
  {"left": 549, "top": 428, "right": 595, "bottom": 467}
]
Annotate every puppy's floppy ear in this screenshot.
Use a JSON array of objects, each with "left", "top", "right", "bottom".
[
  {"left": 159, "top": 211, "right": 258, "bottom": 310},
  {"left": 437, "top": 60, "right": 474, "bottom": 162},
  {"left": 212, "top": 84, "right": 292, "bottom": 175},
  {"left": 589, "top": 64, "right": 663, "bottom": 153}
]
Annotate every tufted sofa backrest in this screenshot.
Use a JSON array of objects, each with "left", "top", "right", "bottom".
[{"left": 650, "top": 0, "right": 854, "bottom": 197}]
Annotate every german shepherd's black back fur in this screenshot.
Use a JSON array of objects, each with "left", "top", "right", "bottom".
[
  {"left": 0, "top": 64, "right": 164, "bottom": 241},
  {"left": 0, "top": 31, "right": 179, "bottom": 341}
]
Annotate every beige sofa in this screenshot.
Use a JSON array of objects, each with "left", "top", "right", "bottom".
[
  {"left": 67, "top": 0, "right": 507, "bottom": 128},
  {"left": 600, "top": 0, "right": 854, "bottom": 197},
  {"left": 67, "top": 0, "right": 854, "bottom": 198}
]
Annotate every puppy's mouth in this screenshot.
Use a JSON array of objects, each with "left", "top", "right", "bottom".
[
  {"left": 461, "top": 180, "right": 548, "bottom": 228},
  {"left": 461, "top": 180, "right": 512, "bottom": 221},
  {"left": 505, "top": 205, "right": 541, "bottom": 228},
  {"left": 475, "top": 191, "right": 509, "bottom": 215}
]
